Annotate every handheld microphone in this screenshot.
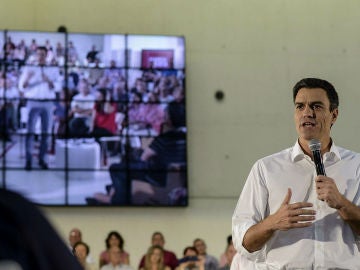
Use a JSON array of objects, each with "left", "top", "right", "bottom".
[{"left": 308, "top": 139, "right": 326, "bottom": 176}]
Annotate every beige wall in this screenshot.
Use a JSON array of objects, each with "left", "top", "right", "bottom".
[{"left": 2, "top": 0, "right": 360, "bottom": 267}]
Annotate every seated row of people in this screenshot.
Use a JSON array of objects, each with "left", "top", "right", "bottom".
[{"left": 69, "top": 229, "right": 235, "bottom": 270}]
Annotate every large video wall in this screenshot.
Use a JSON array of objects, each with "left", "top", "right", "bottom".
[{"left": 0, "top": 30, "right": 187, "bottom": 206}]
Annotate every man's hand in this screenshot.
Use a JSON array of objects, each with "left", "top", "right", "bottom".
[
  {"left": 243, "top": 188, "right": 315, "bottom": 252},
  {"left": 315, "top": 175, "right": 360, "bottom": 235},
  {"left": 23, "top": 70, "right": 35, "bottom": 88},
  {"left": 315, "top": 175, "right": 344, "bottom": 209},
  {"left": 41, "top": 73, "right": 54, "bottom": 89},
  {"left": 268, "top": 188, "right": 316, "bottom": 231}
]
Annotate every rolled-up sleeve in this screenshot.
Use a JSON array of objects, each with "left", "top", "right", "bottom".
[{"left": 232, "top": 160, "right": 269, "bottom": 261}]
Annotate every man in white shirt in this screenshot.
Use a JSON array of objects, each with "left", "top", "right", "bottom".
[
  {"left": 232, "top": 78, "right": 360, "bottom": 269},
  {"left": 18, "top": 46, "right": 61, "bottom": 170},
  {"left": 68, "top": 78, "right": 95, "bottom": 137}
]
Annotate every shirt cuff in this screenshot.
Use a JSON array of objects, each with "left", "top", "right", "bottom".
[{"left": 233, "top": 220, "right": 265, "bottom": 261}]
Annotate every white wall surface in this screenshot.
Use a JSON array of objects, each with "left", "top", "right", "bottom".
[{"left": 2, "top": 0, "right": 360, "bottom": 267}]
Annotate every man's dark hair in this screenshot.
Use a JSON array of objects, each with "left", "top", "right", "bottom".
[
  {"left": 37, "top": 46, "right": 48, "bottom": 53},
  {"left": 293, "top": 78, "right": 339, "bottom": 111},
  {"left": 182, "top": 246, "right": 198, "bottom": 256},
  {"left": 152, "top": 231, "right": 164, "bottom": 239}
]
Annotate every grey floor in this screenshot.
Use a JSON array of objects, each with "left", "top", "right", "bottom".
[{"left": 0, "top": 135, "right": 118, "bottom": 206}]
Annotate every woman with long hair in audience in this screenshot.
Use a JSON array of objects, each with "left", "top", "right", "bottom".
[
  {"left": 99, "top": 231, "right": 130, "bottom": 268},
  {"left": 140, "top": 245, "right": 171, "bottom": 270}
]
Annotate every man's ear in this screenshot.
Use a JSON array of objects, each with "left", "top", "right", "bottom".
[{"left": 331, "top": 108, "right": 339, "bottom": 123}]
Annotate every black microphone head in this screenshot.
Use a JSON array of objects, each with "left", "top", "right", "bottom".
[{"left": 309, "top": 139, "right": 321, "bottom": 151}]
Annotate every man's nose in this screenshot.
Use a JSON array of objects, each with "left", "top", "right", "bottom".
[{"left": 303, "top": 105, "right": 315, "bottom": 117}]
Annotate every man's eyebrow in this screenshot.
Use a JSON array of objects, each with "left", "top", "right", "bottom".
[{"left": 294, "top": 101, "right": 325, "bottom": 105}]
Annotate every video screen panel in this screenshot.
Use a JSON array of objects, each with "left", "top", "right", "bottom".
[{"left": 0, "top": 31, "right": 187, "bottom": 207}]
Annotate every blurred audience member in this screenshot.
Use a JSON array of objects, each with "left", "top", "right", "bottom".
[
  {"left": 73, "top": 241, "right": 97, "bottom": 270},
  {"left": 69, "top": 78, "right": 95, "bottom": 137},
  {"left": 218, "top": 236, "right": 232, "bottom": 268},
  {"left": 177, "top": 246, "right": 205, "bottom": 270},
  {"left": 90, "top": 88, "right": 117, "bottom": 138},
  {"left": 100, "top": 246, "right": 133, "bottom": 270},
  {"left": 193, "top": 239, "right": 218, "bottom": 270},
  {"left": 90, "top": 102, "right": 186, "bottom": 205},
  {"left": 217, "top": 243, "right": 235, "bottom": 270},
  {"left": 69, "top": 228, "right": 83, "bottom": 250},
  {"left": 0, "top": 72, "right": 19, "bottom": 141},
  {"left": 86, "top": 45, "right": 99, "bottom": 65},
  {"left": 53, "top": 88, "right": 71, "bottom": 138},
  {"left": 99, "top": 231, "right": 130, "bottom": 268},
  {"left": 68, "top": 41, "right": 79, "bottom": 66},
  {"left": 140, "top": 245, "right": 170, "bottom": 270},
  {"left": 0, "top": 189, "right": 82, "bottom": 270},
  {"left": 138, "top": 232, "right": 178, "bottom": 270}
]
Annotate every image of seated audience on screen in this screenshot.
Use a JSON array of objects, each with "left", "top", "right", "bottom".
[{"left": 0, "top": 30, "right": 187, "bottom": 207}]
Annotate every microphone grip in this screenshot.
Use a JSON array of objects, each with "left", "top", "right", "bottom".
[{"left": 312, "top": 150, "right": 326, "bottom": 176}]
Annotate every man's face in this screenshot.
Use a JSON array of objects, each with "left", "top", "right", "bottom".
[
  {"left": 69, "top": 229, "right": 81, "bottom": 247},
  {"left": 78, "top": 80, "right": 90, "bottom": 95},
  {"left": 151, "top": 234, "right": 164, "bottom": 247},
  {"left": 36, "top": 49, "right": 47, "bottom": 64},
  {"left": 194, "top": 240, "right": 206, "bottom": 255},
  {"left": 294, "top": 87, "right": 338, "bottom": 145}
]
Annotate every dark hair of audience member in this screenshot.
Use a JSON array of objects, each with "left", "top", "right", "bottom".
[
  {"left": 105, "top": 231, "right": 124, "bottom": 250},
  {"left": 73, "top": 241, "right": 90, "bottom": 256},
  {"left": 183, "top": 246, "right": 198, "bottom": 256}
]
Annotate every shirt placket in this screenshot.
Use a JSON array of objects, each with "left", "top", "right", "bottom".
[{"left": 312, "top": 167, "right": 328, "bottom": 268}]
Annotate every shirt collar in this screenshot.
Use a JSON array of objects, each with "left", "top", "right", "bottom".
[{"left": 291, "top": 139, "right": 341, "bottom": 162}]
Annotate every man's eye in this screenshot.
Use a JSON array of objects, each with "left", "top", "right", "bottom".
[
  {"left": 295, "top": 105, "right": 303, "bottom": 110},
  {"left": 312, "top": 105, "right": 322, "bottom": 110}
]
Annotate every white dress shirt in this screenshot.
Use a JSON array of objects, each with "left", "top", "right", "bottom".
[
  {"left": 18, "top": 65, "right": 61, "bottom": 99},
  {"left": 231, "top": 140, "right": 360, "bottom": 270},
  {"left": 71, "top": 93, "right": 95, "bottom": 118}
]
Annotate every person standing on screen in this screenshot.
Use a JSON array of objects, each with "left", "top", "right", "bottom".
[
  {"left": 231, "top": 78, "right": 360, "bottom": 269},
  {"left": 19, "top": 46, "right": 61, "bottom": 170}
]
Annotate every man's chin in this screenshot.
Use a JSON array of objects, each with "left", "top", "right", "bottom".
[{"left": 299, "top": 134, "right": 318, "bottom": 142}]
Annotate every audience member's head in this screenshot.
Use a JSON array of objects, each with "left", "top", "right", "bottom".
[
  {"left": 178, "top": 246, "right": 201, "bottom": 270},
  {"left": 193, "top": 238, "right": 207, "bottom": 256},
  {"left": 183, "top": 246, "right": 198, "bottom": 257},
  {"left": 105, "top": 230, "right": 125, "bottom": 250},
  {"left": 145, "top": 245, "right": 165, "bottom": 269},
  {"left": 151, "top": 231, "right": 165, "bottom": 248},
  {"left": 69, "top": 228, "right": 82, "bottom": 248},
  {"left": 77, "top": 78, "right": 91, "bottom": 95},
  {"left": 73, "top": 241, "right": 90, "bottom": 266},
  {"left": 36, "top": 46, "right": 48, "bottom": 65}
]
